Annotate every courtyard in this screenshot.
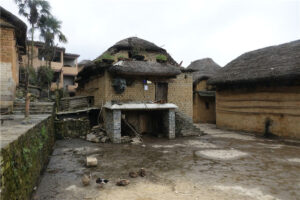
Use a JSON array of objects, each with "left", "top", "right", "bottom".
[{"left": 33, "top": 124, "right": 300, "bottom": 200}]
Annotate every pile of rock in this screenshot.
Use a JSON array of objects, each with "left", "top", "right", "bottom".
[{"left": 86, "top": 125, "right": 110, "bottom": 143}]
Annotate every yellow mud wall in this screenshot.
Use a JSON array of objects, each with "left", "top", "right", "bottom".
[
  {"left": 216, "top": 86, "right": 300, "bottom": 138},
  {"left": 193, "top": 80, "right": 216, "bottom": 123},
  {"left": 76, "top": 74, "right": 106, "bottom": 107},
  {"left": 168, "top": 73, "right": 193, "bottom": 118},
  {"left": 0, "top": 26, "right": 19, "bottom": 109}
]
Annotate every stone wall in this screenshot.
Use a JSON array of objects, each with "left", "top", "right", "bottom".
[
  {"left": 216, "top": 85, "right": 300, "bottom": 138},
  {"left": 54, "top": 118, "right": 90, "bottom": 139},
  {"left": 0, "top": 26, "right": 19, "bottom": 110},
  {"left": 0, "top": 116, "right": 55, "bottom": 200}
]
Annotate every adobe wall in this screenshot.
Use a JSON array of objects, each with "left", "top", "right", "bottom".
[
  {"left": 193, "top": 80, "right": 216, "bottom": 123},
  {"left": 168, "top": 73, "right": 193, "bottom": 118},
  {"left": 216, "top": 86, "right": 300, "bottom": 138},
  {"left": 105, "top": 71, "right": 156, "bottom": 102},
  {"left": 77, "top": 71, "right": 193, "bottom": 119},
  {"left": 76, "top": 74, "right": 106, "bottom": 107},
  {"left": 0, "top": 25, "right": 19, "bottom": 110}
]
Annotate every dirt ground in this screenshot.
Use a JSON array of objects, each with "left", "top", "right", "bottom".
[{"left": 33, "top": 124, "right": 300, "bottom": 200}]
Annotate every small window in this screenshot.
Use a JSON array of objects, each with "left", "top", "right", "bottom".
[{"left": 205, "top": 102, "right": 209, "bottom": 109}]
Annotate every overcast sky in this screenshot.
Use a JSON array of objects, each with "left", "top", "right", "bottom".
[{"left": 2, "top": 0, "right": 300, "bottom": 66}]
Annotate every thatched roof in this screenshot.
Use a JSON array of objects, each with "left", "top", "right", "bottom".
[
  {"left": 103, "top": 37, "right": 178, "bottom": 65},
  {"left": 208, "top": 40, "right": 300, "bottom": 87},
  {"left": 186, "top": 58, "right": 221, "bottom": 85},
  {"left": 0, "top": 6, "right": 27, "bottom": 54},
  {"left": 109, "top": 60, "right": 181, "bottom": 77},
  {"left": 78, "top": 60, "right": 91, "bottom": 66}
]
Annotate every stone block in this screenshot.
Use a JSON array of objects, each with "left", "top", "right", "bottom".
[{"left": 86, "top": 157, "right": 98, "bottom": 167}]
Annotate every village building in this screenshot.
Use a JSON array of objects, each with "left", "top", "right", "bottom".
[
  {"left": 78, "top": 59, "right": 91, "bottom": 73},
  {"left": 22, "top": 41, "right": 80, "bottom": 95},
  {"left": 208, "top": 40, "right": 300, "bottom": 139},
  {"left": 186, "top": 58, "right": 221, "bottom": 123},
  {"left": 0, "top": 6, "right": 27, "bottom": 113},
  {"left": 76, "top": 37, "right": 193, "bottom": 143}
]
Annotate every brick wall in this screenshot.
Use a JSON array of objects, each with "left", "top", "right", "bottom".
[
  {"left": 105, "top": 71, "right": 156, "bottom": 102},
  {"left": 77, "top": 71, "right": 193, "bottom": 119},
  {"left": 168, "top": 73, "right": 193, "bottom": 118},
  {"left": 0, "top": 26, "right": 19, "bottom": 109}
]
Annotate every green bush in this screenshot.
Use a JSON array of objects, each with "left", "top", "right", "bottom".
[
  {"left": 29, "top": 66, "right": 38, "bottom": 85},
  {"left": 156, "top": 54, "right": 167, "bottom": 61},
  {"left": 37, "top": 66, "right": 54, "bottom": 89},
  {"left": 101, "top": 53, "right": 114, "bottom": 60}
]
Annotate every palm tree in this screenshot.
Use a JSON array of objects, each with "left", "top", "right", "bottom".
[
  {"left": 38, "top": 14, "right": 68, "bottom": 68},
  {"left": 15, "top": 0, "right": 51, "bottom": 117}
]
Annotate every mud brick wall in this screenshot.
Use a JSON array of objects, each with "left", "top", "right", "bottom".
[
  {"left": 168, "top": 73, "right": 193, "bottom": 118},
  {"left": 216, "top": 85, "right": 300, "bottom": 139},
  {"left": 0, "top": 25, "right": 19, "bottom": 110},
  {"left": 0, "top": 116, "right": 55, "bottom": 200},
  {"left": 78, "top": 71, "right": 193, "bottom": 119},
  {"left": 54, "top": 118, "right": 91, "bottom": 139},
  {"left": 105, "top": 72, "right": 156, "bottom": 103}
]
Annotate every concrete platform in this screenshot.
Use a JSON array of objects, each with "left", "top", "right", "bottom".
[{"left": 0, "top": 114, "right": 51, "bottom": 149}]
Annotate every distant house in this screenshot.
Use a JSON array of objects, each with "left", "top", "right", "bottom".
[
  {"left": 76, "top": 37, "right": 193, "bottom": 142},
  {"left": 186, "top": 58, "right": 221, "bottom": 123},
  {"left": 208, "top": 40, "right": 300, "bottom": 138},
  {"left": 22, "top": 41, "right": 80, "bottom": 95},
  {"left": 0, "top": 6, "right": 27, "bottom": 112}
]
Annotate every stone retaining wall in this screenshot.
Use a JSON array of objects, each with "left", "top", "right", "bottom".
[
  {"left": 54, "top": 118, "right": 91, "bottom": 139},
  {"left": 0, "top": 116, "right": 54, "bottom": 200}
]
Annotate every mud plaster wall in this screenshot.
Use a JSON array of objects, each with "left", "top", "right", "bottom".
[
  {"left": 0, "top": 26, "right": 19, "bottom": 109},
  {"left": 193, "top": 80, "right": 216, "bottom": 123},
  {"left": 77, "top": 71, "right": 193, "bottom": 119},
  {"left": 168, "top": 73, "right": 193, "bottom": 118},
  {"left": 0, "top": 116, "right": 55, "bottom": 200},
  {"left": 216, "top": 86, "right": 300, "bottom": 138}
]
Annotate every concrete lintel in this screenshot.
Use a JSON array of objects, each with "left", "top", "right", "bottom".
[{"left": 104, "top": 102, "right": 178, "bottom": 110}]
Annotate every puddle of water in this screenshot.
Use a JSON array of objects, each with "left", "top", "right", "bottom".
[
  {"left": 195, "top": 149, "right": 248, "bottom": 160},
  {"left": 152, "top": 144, "right": 185, "bottom": 148},
  {"left": 287, "top": 158, "right": 300, "bottom": 163},
  {"left": 215, "top": 185, "right": 281, "bottom": 200},
  {"left": 211, "top": 133, "right": 256, "bottom": 141},
  {"left": 184, "top": 140, "right": 217, "bottom": 148}
]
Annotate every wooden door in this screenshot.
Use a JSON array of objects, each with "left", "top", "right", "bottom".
[{"left": 155, "top": 82, "right": 168, "bottom": 102}]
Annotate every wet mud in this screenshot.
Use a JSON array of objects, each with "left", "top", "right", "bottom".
[{"left": 33, "top": 124, "right": 300, "bottom": 200}]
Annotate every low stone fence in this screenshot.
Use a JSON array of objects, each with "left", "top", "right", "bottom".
[
  {"left": 0, "top": 116, "right": 54, "bottom": 200},
  {"left": 54, "top": 118, "right": 90, "bottom": 139}
]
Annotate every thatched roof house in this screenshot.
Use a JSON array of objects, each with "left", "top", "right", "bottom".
[
  {"left": 76, "top": 37, "right": 193, "bottom": 143},
  {"left": 208, "top": 40, "right": 300, "bottom": 87},
  {"left": 186, "top": 58, "right": 221, "bottom": 85},
  {"left": 77, "top": 37, "right": 180, "bottom": 83},
  {"left": 208, "top": 40, "right": 300, "bottom": 139},
  {"left": 0, "top": 6, "right": 27, "bottom": 54}
]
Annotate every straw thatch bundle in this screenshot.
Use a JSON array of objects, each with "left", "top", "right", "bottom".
[
  {"left": 186, "top": 58, "right": 221, "bottom": 85},
  {"left": 208, "top": 40, "right": 300, "bottom": 87},
  {"left": 109, "top": 60, "right": 181, "bottom": 77},
  {"left": 0, "top": 6, "right": 27, "bottom": 53},
  {"left": 102, "top": 37, "right": 178, "bottom": 65}
]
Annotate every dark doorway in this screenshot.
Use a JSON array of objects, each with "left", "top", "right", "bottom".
[{"left": 155, "top": 82, "right": 168, "bottom": 102}]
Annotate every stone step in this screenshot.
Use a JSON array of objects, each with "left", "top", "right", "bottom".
[{"left": 13, "top": 101, "right": 54, "bottom": 115}]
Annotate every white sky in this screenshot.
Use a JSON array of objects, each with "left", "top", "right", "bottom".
[{"left": 2, "top": 0, "right": 300, "bottom": 66}]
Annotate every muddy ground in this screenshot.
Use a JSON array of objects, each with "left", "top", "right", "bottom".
[{"left": 33, "top": 124, "right": 300, "bottom": 200}]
